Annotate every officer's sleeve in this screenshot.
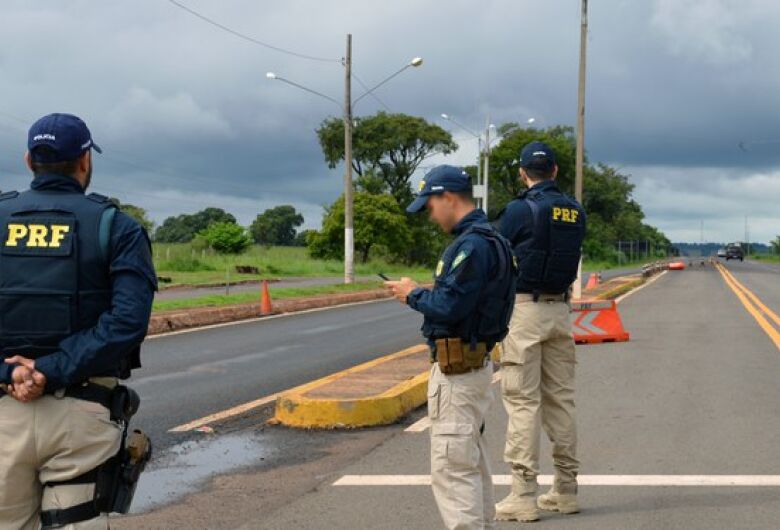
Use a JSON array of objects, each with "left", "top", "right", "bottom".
[
  {"left": 34, "top": 212, "right": 157, "bottom": 389},
  {"left": 0, "top": 363, "right": 13, "bottom": 384},
  {"left": 407, "top": 239, "right": 491, "bottom": 322},
  {"left": 498, "top": 201, "right": 530, "bottom": 245}
]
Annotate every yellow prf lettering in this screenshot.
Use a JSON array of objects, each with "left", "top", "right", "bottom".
[
  {"left": 26, "top": 225, "right": 49, "bottom": 247},
  {"left": 5, "top": 224, "right": 28, "bottom": 246},
  {"left": 48, "top": 225, "right": 70, "bottom": 248},
  {"left": 552, "top": 207, "right": 579, "bottom": 223}
]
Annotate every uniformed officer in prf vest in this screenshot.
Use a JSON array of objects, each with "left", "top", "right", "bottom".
[
  {"left": 386, "top": 165, "right": 516, "bottom": 530},
  {"left": 494, "top": 141, "right": 586, "bottom": 522},
  {"left": 0, "top": 113, "right": 157, "bottom": 529}
]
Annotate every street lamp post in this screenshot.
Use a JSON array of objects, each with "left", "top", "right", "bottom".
[
  {"left": 442, "top": 115, "right": 522, "bottom": 217},
  {"left": 343, "top": 34, "right": 354, "bottom": 284},
  {"left": 573, "top": 0, "right": 588, "bottom": 300},
  {"left": 267, "top": 36, "right": 422, "bottom": 283},
  {"left": 440, "top": 114, "right": 486, "bottom": 210}
]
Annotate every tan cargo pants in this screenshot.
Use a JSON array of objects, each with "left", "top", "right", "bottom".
[
  {"left": 500, "top": 295, "right": 579, "bottom": 494},
  {"left": 428, "top": 361, "right": 496, "bottom": 530},
  {"left": 0, "top": 393, "right": 122, "bottom": 529}
]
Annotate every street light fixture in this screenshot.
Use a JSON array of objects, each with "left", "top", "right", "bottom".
[
  {"left": 266, "top": 41, "right": 423, "bottom": 283},
  {"left": 440, "top": 113, "right": 493, "bottom": 213},
  {"left": 352, "top": 57, "right": 423, "bottom": 106}
]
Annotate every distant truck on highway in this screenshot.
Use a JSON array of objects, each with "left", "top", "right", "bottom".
[{"left": 725, "top": 245, "right": 744, "bottom": 261}]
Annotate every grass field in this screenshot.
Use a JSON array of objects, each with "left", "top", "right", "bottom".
[
  {"left": 153, "top": 281, "right": 388, "bottom": 312},
  {"left": 153, "top": 244, "right": 430, "bottom": 287},
  {"left": 751, "top": 253, "right": 780, "bottom": 263},
  {"left": 150, "top": 242, "right": 659, "bottom": 312},
  {"left": 153, "top": 243, "right": 658, "bottom": 289}
]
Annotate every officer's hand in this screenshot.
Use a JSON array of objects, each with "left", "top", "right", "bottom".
[
  {"left": 4, "top": 357, "right": 46, "bottom": 403},
  {"left": 385, "top": 277, "right": 418, "bottom": 304}
]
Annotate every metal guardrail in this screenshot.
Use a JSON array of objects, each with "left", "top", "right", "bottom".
[{"left": 641, "top": 260, "right": 668, "bottom": 278}]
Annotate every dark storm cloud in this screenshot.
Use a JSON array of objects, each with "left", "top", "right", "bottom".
[{"left": 0, "top": 0, "right": 777, "bottom": 241}]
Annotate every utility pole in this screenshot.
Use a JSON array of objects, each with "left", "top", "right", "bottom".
[
  {"left": 343, "top": 34, "right": 354, "bottom": 284},
  {"left": 573, "top": 0, "right": 588, "bottom": 299},
  {"left": 476, "top": 138, "right": 483, "bottom": 210},
  {"left": 483, "top": 116, "right": 491, "bottom": 215}
]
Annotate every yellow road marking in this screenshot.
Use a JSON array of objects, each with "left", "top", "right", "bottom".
[
  {"left": 718, "top": 264, "right": 780, "bottom": 329},
  {"left": 715, "top": 262, "right": 780, "bottom": 351}
]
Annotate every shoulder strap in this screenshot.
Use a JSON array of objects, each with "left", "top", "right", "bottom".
[
  {"left": 98, "top": 205, "right": 118, "bottom": 262},
  {"left": 86, "top": 192, "right": 112, "bottom": 204}
]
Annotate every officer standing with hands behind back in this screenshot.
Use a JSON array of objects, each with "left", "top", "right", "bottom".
[
  {"left": 494, "top": 142, "right": 586, "bottom": 523},
  {"left": 0, "top": 113, "right": 157, "bottom": 529},
  {"left": 386, "top": 165, "right": 516, "bottom": 530}
]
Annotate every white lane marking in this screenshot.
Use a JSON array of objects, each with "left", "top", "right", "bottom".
[
  {"left": 405, "top": 417, "right": 431, "bottom": 433},
  {"left": 333, "top": 475, "right": 780, "bottom": 487},
  {"left": 168, "top": 393, "right": 281, "bottom": 433},
  {"left": 149, "top": 297, "right": 392, "bottom": 340},
  {"left": 615, "top": 270, "right": 668, "bottom": 305},
  {"left": 404, "top": 371, "right": 502, "bottom": 433}
]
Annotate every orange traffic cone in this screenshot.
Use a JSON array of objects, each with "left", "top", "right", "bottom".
[
  {"left": 570, "top": 300, "right": 630, "bottom": 344},
  {"left": 585, "top": 272, "right": 600, "bottom": 290},
  {"left": 260, "top": 280, "right": 273, "bottom": 316}
]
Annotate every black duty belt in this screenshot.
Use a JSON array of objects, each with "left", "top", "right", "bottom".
[
  {"left": 516, "top": 292, "right": 569, "bottom": 303},
  {"left": 0, "top": 381, "right": 114, "bottom": 410}
]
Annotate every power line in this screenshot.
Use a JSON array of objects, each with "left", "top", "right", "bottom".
[
  {"left": 352, "top": 72, "right": 390, "bottom": 111},
  {"left": 165, "top": 0, "right": 340, "bottom": 63}
]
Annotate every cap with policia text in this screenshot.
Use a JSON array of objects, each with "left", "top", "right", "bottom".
[
  {"left": 407, "top": 164, "right": 472, "bottom": 213},
  {"left": 518, "top": 141, "right": 556, "bottom": 171},
  {"left": 28, "top": 113, "right": 102, "bottom": 163}
]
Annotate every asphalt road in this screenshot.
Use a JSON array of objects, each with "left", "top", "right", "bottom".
[
  {"left": 249, "top": 259, "right": 780, "bottom": 530},
  {"left": 132, "top": 299, "right": 422, "bottom": 450}
]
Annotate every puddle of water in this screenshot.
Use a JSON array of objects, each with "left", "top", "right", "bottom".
[{"left": 130, "top": 431, "right": 271, "bottom": 513}]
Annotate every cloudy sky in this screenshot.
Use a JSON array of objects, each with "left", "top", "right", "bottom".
[{"left": 0, "top": 0, "right": 778, "bottom": 243}]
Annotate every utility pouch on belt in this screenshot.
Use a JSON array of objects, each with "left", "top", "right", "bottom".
[
  {"left": 435, "top": 338, "right": 487, "bottom": 375},
  {"left": 40, "top": 385, "right": 152, "bottom": 529}
]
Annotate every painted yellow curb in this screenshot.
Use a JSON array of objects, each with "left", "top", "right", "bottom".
[{"left": 274, "top": 344, "right": 431, "bottom": 429}]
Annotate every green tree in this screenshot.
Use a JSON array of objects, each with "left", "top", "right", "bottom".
[
  {"left": 317, "top": 112, "right": 457, "bottom": 204},
  {"left": 486, "top": 124, "right": 670, "bottom": 262},
  {"left": 110, "top": 198, "right": 154, "bottom": 233},
  {"left": 307, "top": 192, "right": 411, "bottom": 263},
  {"left": 293, "top": 229, "right": 315, "bottom": 247},
  {"left": 770, "top": 235, "right": 780, "bottom": 255},
  {"left": 249, "top": 205, "right": 304, "bottom": 246},
  {"left": 485, "top": 125, "right": 577, "bottom": 218},
  {"left": 154, "top": 207, "right": 237, "bottom": 243},
  {"left": 200, "top": 222, "right": 252, "bottom": 255}
]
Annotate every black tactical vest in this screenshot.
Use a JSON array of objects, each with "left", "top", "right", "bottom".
[
  {"left": 422, "top": 222, "right": 517, "bottom": 346},
  {"left": 511, "top": 184, "right": 586, "bottom": 294},
  {"left": 0, "top": 188, "right": 116, "bottom": 360}
]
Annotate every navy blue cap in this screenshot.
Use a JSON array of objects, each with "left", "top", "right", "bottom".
[
  {"left": 28, "top": 113, "right": 102, "bottom": 163},
  {"left": 518, "top": 141, "right": 555, "bottom": 171},
  {"left": 407, "top": 164, "right": 472, "bottom": 213}
]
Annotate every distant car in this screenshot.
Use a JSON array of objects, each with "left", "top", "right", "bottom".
[
  {"left": 717, "top": 248, "right": 727, "bottom": 258},
  {"left": 725, "top": 245, "right": 744, "bottom": 261}
]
